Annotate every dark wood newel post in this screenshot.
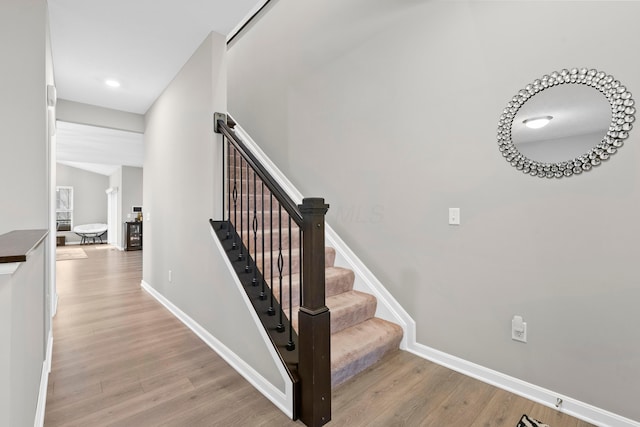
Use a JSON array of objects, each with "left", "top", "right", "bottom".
[{"left": 298, "top": 197, "right": 331, "bottom": 427}]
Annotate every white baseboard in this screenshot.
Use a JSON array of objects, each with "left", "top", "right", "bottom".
[
  {"left": 34, "top": 330, "right": 53, "bottom": 427},
  {"left": 408, "top": 343, "right": 639, "bottom": 427},
  {"left": 141, "top": 279, "right": 292, "bottom": 418}
]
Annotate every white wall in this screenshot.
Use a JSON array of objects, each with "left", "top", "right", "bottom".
[
  {"left": 144, "top": 32, "right": 285, "bottom": 392},
  {"left": 0, "top": 0, "right": 51, "bottom": 425},
  {"left": 57, "top": 99, "right": 145, "bottom": 133},
  {"left": 109, "top": 167, "right": 123, "bottom": 248},
  {"left": 57, "top": 163, "right": 109, "bottom": 244},
  {"left": 227, "top": 0, "right": 640, "bottom": 422}
]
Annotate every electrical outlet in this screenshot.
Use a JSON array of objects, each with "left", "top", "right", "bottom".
[
  {"left": 512, "top": 315, "right": 527, "bottom": 343},
  {"left": 512, "top": 323, "right": 527, "bottom": 342}
]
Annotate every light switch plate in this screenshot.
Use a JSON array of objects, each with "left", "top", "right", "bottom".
[{"left": 449, "top": 208, "right": 460, "bottom": 225}]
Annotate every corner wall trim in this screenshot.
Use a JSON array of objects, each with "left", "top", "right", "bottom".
[
  {"left": 140, "top": 280, "right": 292, "bottom": 418},
  {"left": 407, "top": 343, "right": 640, "bottom": 427},
  {"left": 226, "top": 0, "right": 272, "bottom": 45},
  {"left": 34, "top": 330, "right": 53, "bottom": 427}
]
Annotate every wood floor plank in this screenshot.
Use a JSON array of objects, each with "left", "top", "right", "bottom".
[
  {"left": 470, "top": 389, "right": 535, "bottom": 427},
  {"left": 46, "top": 245, "right": 596, "bottom": 427},
  {"left": 420, "top": 374, "right": 497, "bottom": 426}
]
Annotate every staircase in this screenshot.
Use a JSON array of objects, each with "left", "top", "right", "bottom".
[
  {"left": 243, "top": 230, "right": 403, "bottom": 387},
  {"left": 213, "top": 114, "right": 403, "bottom": 425}
]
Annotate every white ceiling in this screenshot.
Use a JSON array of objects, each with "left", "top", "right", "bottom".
[
  {"left": 48, "top": 0, "right": 265, "bottom": 176},
  {"left": 49, "top": 0, "right": 265, "bottom": 114}
]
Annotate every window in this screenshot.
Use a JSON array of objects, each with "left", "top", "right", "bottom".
[{"left": 56, "top": 186, "right": 73, "bottom": 231}]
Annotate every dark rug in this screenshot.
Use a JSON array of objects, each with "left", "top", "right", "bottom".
[{"left": 517, "top": 414, "right": 550, "bottom": 427}]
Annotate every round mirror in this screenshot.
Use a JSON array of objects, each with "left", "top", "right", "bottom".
[{"left": 497, "top": 68, "right": 635, "bottom": 178}]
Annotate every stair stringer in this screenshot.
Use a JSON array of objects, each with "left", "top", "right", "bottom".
[
  {"left": 230, "top": 116, "right": 416, "bottom": 350},
  {"left": 206, "top": 226, "right": 294, "bottom": 418}
]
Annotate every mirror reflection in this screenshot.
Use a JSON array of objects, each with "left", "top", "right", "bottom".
[
  {"left": 511, "top": 84, "right": 611, "bottom": 164},
  {"left": 497, "top": 68, "right": 635, "bottom": 179}
]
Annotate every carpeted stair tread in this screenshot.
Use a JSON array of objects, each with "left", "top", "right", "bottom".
[
  {"left": 258, "top": 247, "right": 336, "bottom": 277},
  {"left": 270, "top": 266, "right": 354, "bottom": 306},
  {"left": 291, "top": 290, "right": 377, "bottom": 334},
  {"left": 330, "top": 317, "right": 403, "bottom": 387},
  {"left": 235, "top": 211, "right": 292, "bottom": 228},
  {"left": 240, "top": 226, "right": 301, "bottom": 252},
  {"left": 326, "top": 290, "right": 377, "bottom": 334},
  {"left": 325, "top": 266, "right": 354, "bottom": 296}
]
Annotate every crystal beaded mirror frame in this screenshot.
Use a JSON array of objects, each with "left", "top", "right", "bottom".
[{"left": 497, "top": 68, "right": 635, "bottom": 178}]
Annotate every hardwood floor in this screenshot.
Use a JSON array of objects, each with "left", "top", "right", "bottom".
[{"left": 46, "top": 245, "right": 594, "bottom": 427}]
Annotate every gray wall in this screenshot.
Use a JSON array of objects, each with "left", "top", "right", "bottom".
[
  {"left": 227, "top": 0, "right": 640, "bottom": 421},
  {"left": 56, "top": 163, "right": 109, "bottom": 244},
  {"left": 0, "top": 275, "right": 8, "bottom": 425},
  {"left": 108, "top": 166, "right": 142, "bottom": 249},
  {"left": 0, "top": 243, "right": 47, "bottom": 427},
  {"left": 144, "top": 32, "right": 285, "bottom": 392},
  {"left": 0, "top": 0, "right": 49, "bottom": 234},
  {"left": 0, "top": 0, "right": 51, "bottom": 425},
  {"left": 8, "top": 244, "right": 46, "bottom": 427},
  {"left": 121, "top": 165, "right": 143, "bottom": 225}
]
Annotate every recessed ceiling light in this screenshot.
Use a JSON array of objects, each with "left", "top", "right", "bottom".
[
  {"left": 105, "top": 79, "right": 121, "bottom": 88},
  {"left": 523, "top": 116, "right": 553, "bottom": 129}
]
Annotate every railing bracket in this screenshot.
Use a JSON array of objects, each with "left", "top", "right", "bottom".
[{"left": 213, "top": 112, "right": 227, "bottom": 133}]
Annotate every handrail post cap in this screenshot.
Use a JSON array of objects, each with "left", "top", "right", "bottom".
[{"left": 299, "top": 198, "right": 329, "bottom": 213}]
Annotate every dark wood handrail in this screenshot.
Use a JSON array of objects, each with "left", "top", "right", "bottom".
[
  {"left": 216, "top": 119, "right": 303, "bottom": 227},
  {"left": 214, "top": 115, "right": 331, "bottom": 426}
]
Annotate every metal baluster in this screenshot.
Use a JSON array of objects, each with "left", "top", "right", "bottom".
[
  {"left": 252, "top": 171, "right": 258, "bottom": 282},
  {"left": 245, "top": 168, "right": 251, "bottom": 272},
  {"left": 225, "top": 138, "right": 231, "bottom": 239},
  {"left": 259, "top": 182, "right": 267, "bottom": 300},
  {"left": 221, "top": 135, "right": 226, "bottom": 227},
  {"left": 298, "top": 226, "right": 302, "bottom": 322},
  {"left": 267, "top": 193, "right": 275, "bottom": 316},
  {"left": 286, "top": 216, "right": 295, "bottom": 350},
  {"left": 231, "top": 148, "right": 238, "bottom": 250},
  {"left": 238, "top": 158, "right": 244, "bottom": 261},
  {"left": 276, "top": 203, "right": 285, "bottom": 333}
]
